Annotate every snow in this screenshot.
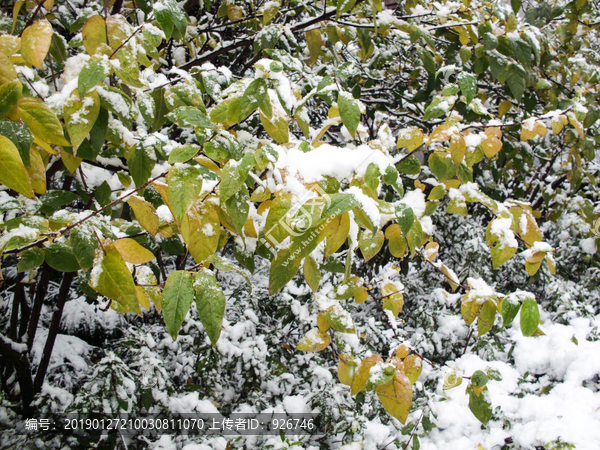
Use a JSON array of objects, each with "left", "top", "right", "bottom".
[
  {"left": 399, "top": 189, "right": 426, "bottom": 218},
  {"left": 490, "top": 217, "right": 518, "bottom": 248}
]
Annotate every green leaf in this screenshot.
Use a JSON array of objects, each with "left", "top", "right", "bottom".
[
  {"left": 509, "top": 37, "right": 532, "bottom": 69},
  {"left": 429, "top": 152, "right": 456, "bottom": 182},
  {"left": 225, "top": 185, "right": 250, "bottom": 235},
  {"left": 96, "top": 86, "right": 134, "bottom": 127},
  {"left": 501, "top": 296, "right": 521, "bottom": 327},
  {"left": 70, "top": 225, "right": 99, "bottom": 271},
  {"left": 336, "top": 0, "right": 357, "bottom": 18},
  {"left": 168, "top": 144, "right": 200, "bottom": 164},
  {"left": 167, "top": 164, "right": 203, "bottom": 222},
  {"left": 78, "top": 56, "right": 111, "bottom": 96},
  {"left": 45, "top": 242, "right": 81, "bottom": 272},
  {"left": 0, "top": 135, "right": 34, "bottom": 199},
  {"left": 418, "top": 48, "right": 436, "bottom": 74},
  {"left": 458, "top": 72, "right": 477, "bottom": 104},
  {"left": 153, "top": 0, "right": 187, "bottom": 40},
  {"left": 162, "top": 270, "right": 194, "bottom": 340},
  {"left": 219, "top": 152, "right": 254, "bottom": 203},
  {"left": 64, "top": 90, "right": 100, "bottom": 150},
  {"left": 321, "top": 193, "right": 359, "bottom": 219},
  {"left": 128, "top": 145, "right": 156, "bottom": 187},
  {"left": 0, "top": 119, "right": 33, "bottom": 166},
  {"left": 239, "top": 78, "right": 268, "bottom": 122},
  {"left": 269, "top": 248, "right": 301, "bottom": 295},
  {"left": 17, "top": 248, "right": 45, "bottom": 272},
  {"left": 506, "top": 64, "right": 527, "bottom": 103},
  {"left": 194, "top": 268, "right": 226, "bottom": 346},
  {"left": 397, "top": 156, "right": 421, "bottom": 175},
  {"left": 338, "top": 91, "right": 361, "bottom": 138},
  {"left": 0, "top": 81, "right": 22, "bottom": 118},
  {"left": 359, "top": 229, "right": 385, "bottom": 261},
  {"left": 423, "top": 96, "right": 455, "bottom": 121},
  {"left": 39, "top": 190, "right": 79, "bottom": 215},
  {"left": 206, "top": 254, "right": 252, "bottom": 293},
  {"left": 467, "top": 385, "right": 492, "bottom": 424},
  {"left": 173, "top": 106, "right": 215, "bottom": 129},
  {"left": 17, "top": 97, "right": 70, "bottom": 146},
  {"left": 405, "top": 220, "right": 423, "bottom": 257},
  {"left": 326, "top": 305, "right": 355, "bottom": 333},
  {"left": 395, "top": 203, "right": 415, "bottom": 236},
  {"left": 520, "top": 296, "right": 540, "bottom": 336},
  {"left": 383, "top": 165, "right": 403, "bottom": 194}
]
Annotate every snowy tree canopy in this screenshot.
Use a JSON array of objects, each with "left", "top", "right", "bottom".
[{"left": 0, "top": 0, "right": 599, "bottom": 448}]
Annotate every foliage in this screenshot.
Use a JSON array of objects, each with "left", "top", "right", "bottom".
[{"left": 0, "top": 0, "right": 599, "bottom": 447}]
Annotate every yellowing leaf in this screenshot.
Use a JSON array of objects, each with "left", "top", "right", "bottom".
[
  {"left": 317, "top": 311, "right": 329, "bottom": 332},
  {"left": 403, "top": 355, "right": 423, "bottom": 384},
  {"left": 21, "top": 19, "right": 52, "bottom": 69},
  {"left": 359, "top": 229, "right": 384, "bottom": 261},
  {"left": 0, "top": 35, "right": 21, "bottom": 57},
  {"left": 481, "top": 127, "right": 502, "bottom": 158},
  {"left": 396, "top": 344, "right": 410, "bottom": 359},
  {"left": 376, "top": 371, "right": 413, "bottom": 423},
  {"left": 498, "top": 100, "right": 512, "bottom": 118},
  {"left": 381, "top": 282, "right": 403, "bottom": 317},
  {"left": 181, "top": 201, "right": 220, "bottom": 264},
  {"left": 60, "top": 149, "right": 82, "bottom": 174},
  {"left": 26, "top": 145, "right": 46, "bottom": 194},
  {"left": 397, "top": 127, "right": 424, "bottom": 152},
  {"left": 338, "top": 353, "right": 358, "bottom": 386},
  {"left": 450, "top": 134, "right": 466, "bottom": 164},
  {"left": 82, "top": 15, "right": 107, "bottom": 56},
  {"left": 0, "top": 135, "right": 34, "bottom": 198},
  {"left": 325, "top": 212, "right": 350, "bottom": 256},
  {"left": 136, "top": 285, "right": 151, "bottom": 310},
  {"left": 461, "top": 296, "right": 482, "bottom": 326},
  {"left": 89, "top": 241, "right": 141, "bottom": 314},
  {"left": 303, "top": 255, "right": 321, "bottom": 292},
  {"left": 385, "top": 224, "right": 407, "bottom": 258},
  {"left": 17, "top": 96, "right": 69, "bottom": 146},
  {"left": 567, "top": 111, "right": 584, "bottom": 138},
  {"left": 127, "top": 196, "right": 159, "bottom": 236},
  {"left": 297, "top": 328, "right": 330, "bottom": 352},
  {"left": 227, "top": 4, "right": 244, "bottom": 21},
  {"left": 552, "top": 115, "right": 565, "bottom": 135},
  {"left": 260, "top": 111, "right": 289, "bottom": 144},
  {"left": 113, "top": 238, "right": 156, "bottom": 264},
  {"left": 0, "top": 81, "right": 22, "bottom": 119},
  {"left": 351, "top": 354, "right": 383, "bottom": 395},
  {"left": 477, "top": 299, "right": 497, "bottom": 336},
  {"left": 305, "top": 28, "right": 322, "bottom": 66}
]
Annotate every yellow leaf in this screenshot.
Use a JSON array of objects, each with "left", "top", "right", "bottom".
[
  {"left": 567, "top": 111, "right": 584, "bottom": 138},
  {"left": 26, "top": 145, "right": 46, "bottom": 194},
  {"left": 60, "top": 148, "right": 82, "bottom": 174},
  {"left": 552, "top": 115, "right": 565, "bottom": 135},
  {"left": 0, "top": 35, "right": 21, "bottom": 57},
  {"left": 193, "top": 155, "right": 221, "bottom": 175},
  {"left": 296, "top": 328, "right": 330, "bottom": 352},
  {"left": 325, "top": 212, "right": 350, "bottom": 256},
  {"left": 181, "top": 201, "right": 220, "bottom": 263},
  {"left": 423, "top": 241, "right": 439, "bottom": 260},
  {"left": 0, "top": 135, "right": 34, "bottom": 198},
  {"left": 89, "top": 240, "right": 141, "bottom": 314},
  {"left": 403, "top": 355, "right": 423, "bottom": 384},
  {"left": 338, "top": 353, "right": 359, "bottom": 386},
  {"left": 534, "top": 121, "right": 547, "bottom": 137},
  {"left": 461, "top": 295, "right": 482, "bottom": 326},
  {"left": 17, "top": 96, "right": 70, "bottom": 146},
  {"left": 450, "top": 134, "right": 466, "bottom": 164},
  {"left": 64, "top": 90, "right": 100, "bottom": 151},
  {"left": 396, "top": 344, "right": 410, "bottom": 359},
  {"left": 359, "top": 229, "right": 384, "bottom": 262},
  {"left": 317, "top": 311, "right": 329, "bottom": 332},
  {"left": 376, "top": 371, "right": 413, "bottom": 423},
  {"left": 305, "top": 28, "right": 322, "bottom": 67},
  {"left": 260, "top": 111, "right": 289, "bottom": 144},
  {"left": 114, "top": 238, "right": 156, "bottom": 264},
  {"left": 546, "top": 254, "right": 556, "bottom": 274},
  {"left": 152, "top": 181, "right": 177, "bottom": 222},
  {"left": 82, "top": 15, "right": 107, "bottom": 56},
  {"left": 498, "top": 100, "right": 512, "bottom": 118},
  {"left": 127, "top": 196, "right": 159, "bottom": 236},
  {"left": 33, "top": 134, "right": 57, "bottom": 154},
  {"left": 351, "top": 354, "right": 383, "bottom": 395},
  {"left": 227, "top": 4, "right": 244, "bottom": 21},
  {"left": 385, "top": 224, "right": 407, "bottom": 258},
  {"left": 21, "top": 19, "right": 52, "bottom": 69},
  {"left": 381, "top": 282, "right": 403, "bottom": 317},
  {"left": 481, "top": 127, "right": 502, "bottom": 158},
  {"left": 136, "top": 285, "right": 151, "bottom": 310},
  {"left": 397, "top": 127, "right": 424, "bottom": 152},
  {"left": 0, "top": 51, "right": 17, "bottom": 84}
]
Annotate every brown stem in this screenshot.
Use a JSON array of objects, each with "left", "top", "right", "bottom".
[
  {"left": 463, "top": 327, "right": 474, "bottom": 355},
  {"left": 33, "top": 272, "right": 74, "bottom": 393}
]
